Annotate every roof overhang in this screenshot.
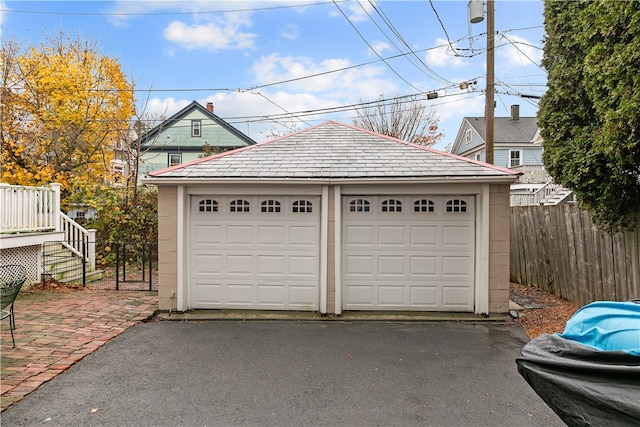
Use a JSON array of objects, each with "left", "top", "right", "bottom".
[{"left": 142, "top": 175, "right": 520, "bottom": 186}]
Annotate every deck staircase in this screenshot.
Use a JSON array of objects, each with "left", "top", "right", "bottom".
[
  {"left": 510, "top": 180, "right": 575, "bottom": 206},
  {"left": 541, "top": 188, "right": 575, "bottom": 205},
  {"left": 1, "top": 183, "right": 103, "bottom": 286},
  {"left": 41, "top": 212, "right": 103, "bottom": 285},
  {"left": 42, "top": 242, "right": 103, "bottom": 284}
]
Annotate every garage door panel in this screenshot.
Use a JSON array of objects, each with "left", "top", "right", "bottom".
[
  {"left": 289, "top": 226, "right": 317, "bottom": 246},
  {"left": 193, "top": 253, "right": 223, "bottom": 275},
  {"left": 410, "top": 226, "right": 438, "bottom": 246},
  {"left": 226, "top": 284, "right": 255, "bottom": 305},
  {"left": 289, "top": 256, "right": 317, "bottom": 276},
  {"left": 346, "top": 285, "right": 374, "bottom": 306},
  {"left": 410, "top": 286, "right": 438, "bottom": 306},
  {"left": 226, "top": 255, "right": 254, "bottom": 275},
  {"left": 257, "top": 226, "right": 285, "bottom": 246},
  {"left": 410, "top": 256, "right": 437, "bottom": 276},
  {"left": 345, "top": 225, "right": 375, "bottom": 246},
  {"left": 257, "top": 285, "right": 285, "bottom": 305},
  {"left": 442, "top": 256, "right": 473, "bottom": 277},
  {"left": 442, "top": 225, "right": 474, "bottom": 247},
  {"left": 193, "top": 224, "right": 223, "bottom": 246},
  {"left": 343, "top": 195, "right": 475, "bottom": 312},
  {"left": 378, "top": 226, "right": 405, "bottom": 245},
  {"left": 192, "top": 282, "right": 223, "bottom": 305},
  {"left": 288, "top": 286, "right": 318, "bottom": 307},
  {"left": 345, "top": 255, "right": 375, "bottom": 276},
  {"left": 378, "top": 256, "right": 405, "bottom": 276},
  {"left": 378, "top": 285, "right": 405, "bottom": 305},
  {"left": 257, "top": 255, "right": 284, "bottom": 275},
  {"left": 442, "top": 286, "right": 473, "bottom": 309},
  {"left": 190, "top": 195, "right": 320, "bottom": 311},
  {"left": 226, "top": 225, "right": 254, "bottom": 245}
]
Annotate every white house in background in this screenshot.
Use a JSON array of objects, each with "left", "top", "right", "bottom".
[
  {"left": 144, "top": 121, "right": 519, "bottom": 315},
  {"left": 450, "top": 105, "right": 574, "bottom": 206}
]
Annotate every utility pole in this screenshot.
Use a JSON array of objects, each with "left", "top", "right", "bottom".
[
  {"left": 469, "top": 0, "right": 495, "bottom": 164},
  {"left": 485, "top": 0, "right": 495, "bottom": 164}
]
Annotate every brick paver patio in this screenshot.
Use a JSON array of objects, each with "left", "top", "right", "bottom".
[{"left": 0, "top": 289, "right": 157, "bottom": 411}]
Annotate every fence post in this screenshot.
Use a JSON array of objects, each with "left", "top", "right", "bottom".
[
  {"left": 51, "top": 183, "right": 61, "bottom": 232},
  {"left": 115, "top": 242, "right": 120, "bottom": 291},
  {"left": 148, "top": 243, "right": 153, "bottom": 291},
  {"left": 82, "top": 240, "right": 87, "bottom": 287},
  {"left": 87, "top": 229, "right": 97, "bottom": 270}
]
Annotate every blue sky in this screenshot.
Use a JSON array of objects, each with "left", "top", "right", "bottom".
[{"left": 0, "top": 1, "right": 546, "bottom": 150}]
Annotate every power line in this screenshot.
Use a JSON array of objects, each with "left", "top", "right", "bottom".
[
  {"left": 330, "top": 0, "right": 424, "bottom": 93},
  {"left": 368, "top": 1, "right": 453, "bottom": 85},
  {"left": 0, "top": 1, "right": 350, "bottom": 17}
]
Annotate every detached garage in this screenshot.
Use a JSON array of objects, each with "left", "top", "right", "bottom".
[{"left": 145, "top": 121, "right": 518, "bottom": 315}]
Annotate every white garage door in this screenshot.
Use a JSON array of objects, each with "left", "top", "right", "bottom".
[
  {"left": 190, "top": 195, "right": 320, "bottom": 310},
  {"left": 343, "top": 195, "right": 475, "bottom": 311}
]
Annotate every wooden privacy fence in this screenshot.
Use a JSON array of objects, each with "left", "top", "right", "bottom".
[{"left": 510, "top": 205, "right": 640, "bottom": 306}]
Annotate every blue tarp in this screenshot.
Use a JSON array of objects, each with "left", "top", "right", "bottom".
[
  {"left": 517, "top": 300, "right": 640, "bottom": 426},
  {"left": 559, "top": 301, "right": 640, "bottom": 355}
]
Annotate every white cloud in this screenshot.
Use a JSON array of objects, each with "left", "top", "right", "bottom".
[
  {"left": 250, "top": 54, "right": 397, "bottom": 100},
  {"left": 368, "top": 41, "right": 391, "bottom": 57},
  {"left": 329, "top": 0, "right": 374, "bottom": 22},
  {"left": 279, "top": 24, "right": 299, "bottom": 40},
  {"left": 498, "top": 34, "right": 543, "bottom": 67},
  {"left": 425, "top": 39, "right": 470, "bottom": 68},
  {"left": 164, "top": 13, "right": 256, "bottom": 52},
  {"left": 0, "top": 1, "right": 8, "bottom": 37}
]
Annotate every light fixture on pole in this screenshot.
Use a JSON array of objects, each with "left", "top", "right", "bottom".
[{"left": 469, "top": 0, "right": 494, "bottom": 165}]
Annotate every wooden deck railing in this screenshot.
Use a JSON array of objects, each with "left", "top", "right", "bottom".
[{"left": 0, "top": 183, "right": 61, "bottom": 233}]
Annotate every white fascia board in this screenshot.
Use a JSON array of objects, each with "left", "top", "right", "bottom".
[{"left": 144, "top": 176, "right": 519, "bottom": 186}]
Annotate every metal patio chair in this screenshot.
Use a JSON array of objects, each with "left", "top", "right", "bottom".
[{"left": 1, "top": 265, "right": 28, "bottom": 347}]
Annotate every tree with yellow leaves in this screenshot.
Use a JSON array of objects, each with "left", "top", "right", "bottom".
[{"left": 1, "top": 32, "right": 135, "bottom": 201}]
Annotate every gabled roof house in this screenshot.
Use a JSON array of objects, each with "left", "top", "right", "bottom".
[
  {"left": 450, "top": 105, "right": 543, "bottom": 171},
  {"left": 144, "top": 121, "right": 519, "bottom": 315},
  {"left": 135, "top": 101, "right": 256, "bottom": 183}
]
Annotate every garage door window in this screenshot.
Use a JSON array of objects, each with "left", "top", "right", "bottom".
[
  {"left": 292, "top": 200, "right": 313, "bottom": 213},
  {"left": 381, "top": 199, "right": 402, "bottom": 212},
  {"left": 446, "top": 199, "right": 467, "bottom": 213},
  {"left": 350, "top": 199, "right": 371, "bottom": 213},
  {"left": 261, "top": 200, "right": 281, "bottom": 213},
  {"left": 230, "top": 199, "right": 250, "bottom": 213},
  {"left": 414, "top": 199, "right": 435, "bottom": 213},
  {"left": 198, "top": 199, "right": 219, "bottom": 212}
]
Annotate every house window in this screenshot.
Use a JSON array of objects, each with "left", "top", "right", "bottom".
[
  {"left": 169, "top": 153, "right": 182, "bottom": 167},
  {"left": 509, "top": 150, "right": 522, "bottom": 168},
  {"left": 261, "top": 200, "right": 281, "bottom": 213},
  {"left": 199, "top": 199, "right": 219, "bottom": 212},
  {"left": 349, "top": 199, "right": 370, "bottom": 213},
  {"left": 446, "top": 199, "right": 467, "bottom": 213},
  {"left": 414, "top": 199, "right": 435, "bottom": 213},
  {"left": 230, "top": 199, "right": 250, "bottom": 213},
  {"left": 474, "top": 153, "right": 481, "bottom": 161},
  {"left": 292, "top": 200, "right": 313, "bottom": 213},
  {"left": 191, "top": 120, "right": 202, "bottom": 137},
  {"left": 381, "top": 199, "right": 402, "bottom": 213},
  {"left": 465, "top": 129, "right": 472, "bottom": 144}
]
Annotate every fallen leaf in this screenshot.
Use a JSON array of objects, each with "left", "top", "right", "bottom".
[{"left": 91, "top": 408, "right": 99, "bottom": 413}]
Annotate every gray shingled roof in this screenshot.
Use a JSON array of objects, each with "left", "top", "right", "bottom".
[
  {"left": 465, "top": 117, "right": 539, "bottom": 143},
  {"left": 147, "top": 121, "right": 518, "bottom": 180}
]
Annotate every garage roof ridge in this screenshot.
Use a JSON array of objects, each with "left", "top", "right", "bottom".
[{"left": 145, "top": 120, "right": 520, "bottom": 182}]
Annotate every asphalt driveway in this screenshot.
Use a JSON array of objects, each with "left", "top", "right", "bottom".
[{"left": 2, "top": 321, "right": 562, "bottom": 426}]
